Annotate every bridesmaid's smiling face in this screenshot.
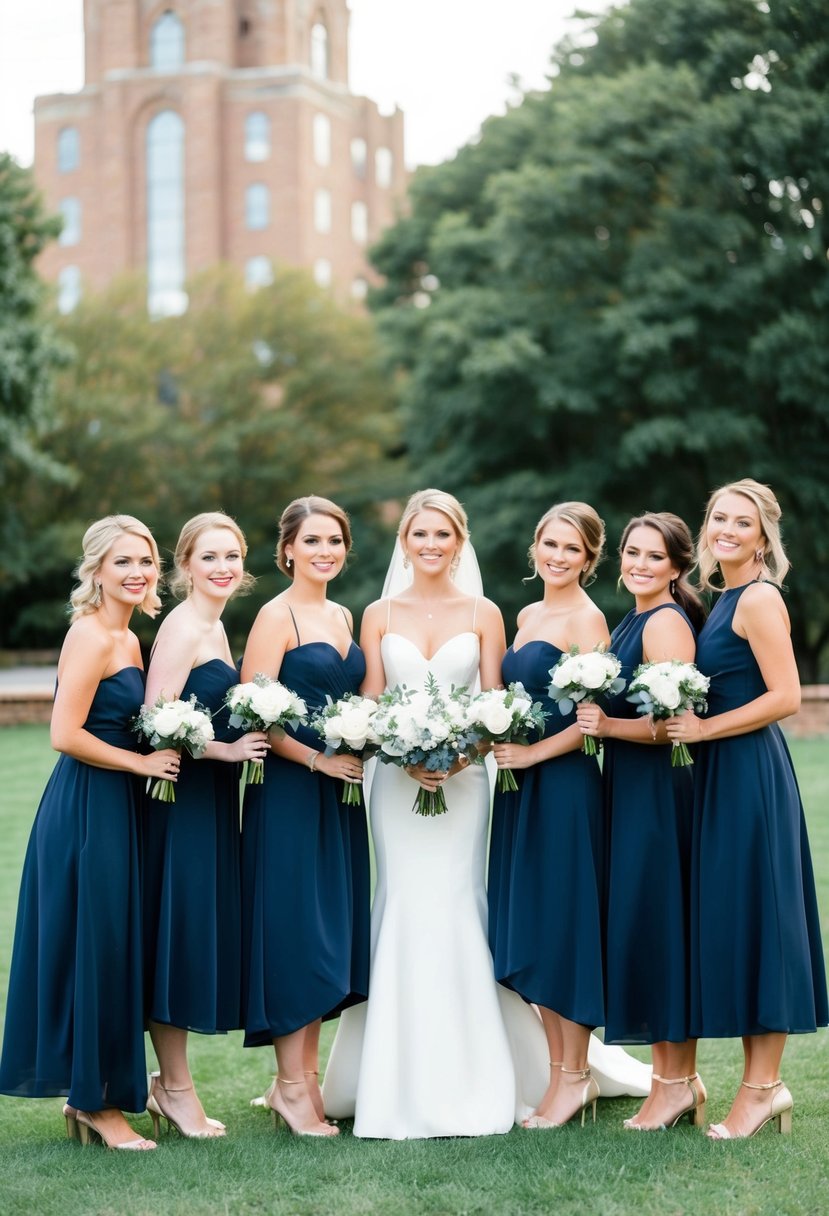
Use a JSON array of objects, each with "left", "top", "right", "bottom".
[
  {"left": 535, "top": 520, "right": 586, "bottom": 591},
  {"left": 707, "top": 492, "right": 764, "bottom": 572},
  {"left": 285, "top": 513, "right": 347, "bottom": 584},
  {"left": 620, "top": 525, "right": 679, "bottom": 603},
  {"left": 403, "top": 508, "right": 460, "bottom": 578},
  {"left": 97, "top": 534, "right": 158, "bottom": 609},
  {"left": 185, "top": 527, "right": 245, "bottom": 602}
]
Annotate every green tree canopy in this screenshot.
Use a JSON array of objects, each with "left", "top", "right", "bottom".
[{"left": 370, "top": 0, "right": 829, "bottom": 676}]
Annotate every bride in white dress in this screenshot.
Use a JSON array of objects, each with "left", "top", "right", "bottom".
[{"left": 322, "top": 490, "right": 649, "bottom": 1138}]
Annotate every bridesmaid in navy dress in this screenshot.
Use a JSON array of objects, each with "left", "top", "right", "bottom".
[
  {"left": 142, "top": 512, "right": 269, "bottom": 1139},
  {"left": 241, "top": 496, "right": 369, "bottom": 1137},
  {"left": 489, "top": 502, "right": 609, "bottom": 1129},
  {"left": 577, "top": 513, "right": 707, "bottom": 1131},
  {"left": 0, "top": 516, "right": 179, "bottom": 1150},
  {"left": 667, "top": 479, "right": 828, "bottom": 1139}
]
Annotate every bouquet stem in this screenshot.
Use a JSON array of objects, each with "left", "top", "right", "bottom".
[
  {"left": 412, "top": 787, "right": 449, "bottom": 817},
  {"left": 582, "top": 735, "right": 600, "bottom": 757},
  {"left": 496, "top": 768, "right": 519, "bottom": 793},
  {"left": 342, "top": 780, "right": 364, "bottom": 807},
  {"left": 671, "top": 741, "right": 694, "bottom": 767},
  {"left": 149, "top": 778, "right": 176, "bottom": 803},
  {"left": 242, "top": 759, "right": 265, "bottom": 786}
]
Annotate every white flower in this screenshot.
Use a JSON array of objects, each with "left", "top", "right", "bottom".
[
  {"left": 579, "top": 651, "right": 618, "bottom": 690},
  {"left": 647, "top": 672, "right": 682, "bottom": 710},
  {"left": 337, "top": 704, "right": 376, "bottom": 749},
  {"left": 152, "top": 702, "right": 188, "bottom": 737},
  {"left": 477, "top": 700, "right": 513, "bottom": 735}
]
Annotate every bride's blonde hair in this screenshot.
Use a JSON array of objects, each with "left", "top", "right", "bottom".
[{"left": 398, "top": 489, "right": 469, "bottom": 545}]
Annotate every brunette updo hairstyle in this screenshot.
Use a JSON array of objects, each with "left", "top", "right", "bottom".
[
  {"left": 69, "top": 515, "right": 162, "bottom": 621},
  {"left": 275, "top": 495, "right": 353, "bottom": 578},
  {"left": 697, "top": 478, "right": 789, "bottom": 590},
  {"left": 619, "top": 512, "right": 706, "bottom": 633},
  {"left": 398, "top": 488, "right": 470, "bottom": 548},
  {"left": 528, "top": 502, "right": 605, "bottom": 586},
  {"left": 170, "top": 511, "right": 255, "bottom": 599}
]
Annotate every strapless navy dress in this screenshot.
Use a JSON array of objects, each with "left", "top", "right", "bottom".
[
  {"left": 241, "top": 641, "right": 370, "bottom": 1045},
  {"left": 142, "top": 659, "right": 242, "bottom": 1033},
  {"left": 602, "top": 604, "right": 695, "bottom": 1045},
  {"left": 690, "top": 585, "right": 827, "bottom": 1037},
  {"left": 0, "top": 668, "right": 148, "bottom": 1112},
  {"left": 488, "top": 641, "right": 605, "bottom": 1028}
]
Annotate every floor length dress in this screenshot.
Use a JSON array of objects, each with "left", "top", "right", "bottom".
[
  {"left": 0, "top": 668, "right": 148, "bottom": 1113},
  {"left": 241, "top": 628, "right": 370, "bottom": 1046},
  {"left": 690, "top": 584, "right": 827, "bottom": 1037},
  {"left": 602, "top": 604, "right": 695, "bottom": 1045},
  {"left": 142, "top": 659, "right": 242, "bottom": 1033},
  {"left": 323, "top": 628, "right": 650, "bottom": 1138}
]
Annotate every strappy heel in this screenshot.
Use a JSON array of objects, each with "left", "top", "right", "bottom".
[
  {"left": 524, "top": 1066, "right": 599, "bottom": 1129},
  {"left": 624, "top": 1072, "right": 707, "bottom": 1131},
  {"left": 146, "top": 1081, "right": 224, "bottom": 1139},
  {"left": 707, "top": 1079, "right": 793, "bottom": 1140},
  {"left": 268, "top": 1076, "right": 339, "bottom": 1138},
  {"left": 63, "top": 1104, "right": 156, "bottom": 1150}
]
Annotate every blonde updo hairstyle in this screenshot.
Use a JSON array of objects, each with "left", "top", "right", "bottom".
[
  {"left": 170, "top": 511, "right": 255, "bottom": 599},
  {"left": 275, "top": 495, "right": 353, "bottom": 578},
  {"left": 398, "top": 488, "right": 470, "bottom": 558},
  {"left": 528, "top": 501, "right": 605, "bottom": 586},
  {"left": 69, "top": 514, "right": 162, "bottom": 622},
  {"left": 697, "top": 478, "right": 789, "bottom": 590}
]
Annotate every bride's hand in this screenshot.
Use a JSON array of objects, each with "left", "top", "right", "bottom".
[
  {"left": 492, "top": 742, "right": 535, "bottom": 771},
  {"left": 405, "top": 762, "right": 447, "bottom": 792}
]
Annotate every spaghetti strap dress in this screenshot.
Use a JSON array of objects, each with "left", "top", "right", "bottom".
[
  {"left": 141, "top": 659, "right": 242, "bottom": 1033},
  {"left": 488, "top": 641, "right": 605, "bottom": 1028},
  {"left": 690, "top": 584, "right": 827, "bottom": 1037},
  {"left": 241, "top": 612, "right": 370, "bottom": 1046},
  {"left": 602, "top": 603, "right": 695, "bottom": 1045},
  {"left": 0, "top": 668, "right": 149, "bottom": 1112}
]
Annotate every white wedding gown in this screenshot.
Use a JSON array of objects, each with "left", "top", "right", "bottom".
[{"left": 322, "top": 632, "right": 650, "bottom": 1138}]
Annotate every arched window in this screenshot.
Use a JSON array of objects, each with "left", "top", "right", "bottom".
[
  {"left": 314, "top": 188, "right": 331, "bottom": 234},
  {"left": 246, "top": 183, "right": 270, "bottom": 230},
  {"left": 351, "top": 201, "right": 368, "bottom": 245},
  {"left": 146, "top": 110, "right": 187, "bottom": 316},
  {"left": 313, "top": 258, "right": 332, "bottom": 288},
  {"left": 245, "top": 112, "right": 270, "bottom": 162},
  {"left": 57, "top": 266, "right": 82, "bottom": 313},
  {"left": 150, "top": 11, "right": 185, "bottom": 70},
  {"left": 350, "top": 138, "right": 367, "bottom": 180},
  {"left": 310, "top": 21, "right": 328, "bottom": 79},
  {"left": 59, "top": 197, "right": 81, "bottom": 246},
  {"left": 57, "top": 127, "right": 80, "bottom": 173},
  {"left": 313, "top": 114, "right": 331, "bottom": 167},
  {"left": 375, "top": 147, "right": 393, "bottom": 188},
  {"left": 245, "top": 257, "right": 274, "bottom": 289}
]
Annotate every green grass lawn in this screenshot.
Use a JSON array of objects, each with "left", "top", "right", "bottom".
[{"left": 0, "top": 727, "right": 827, "bottom": 1216}]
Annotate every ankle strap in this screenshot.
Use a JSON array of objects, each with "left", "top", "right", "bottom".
[
  {"left": 652, "top": 1073, "right": 698, "bottom": 1085},
  {"left": 276, "top": 1076, "right": 305, "bottom": 1086},
  {"left": 741, "top": 1078, "right": 783, "bottom": 1091},
  {"left": 156, "top": 1082, "right": 195, "bottom": 1093},
  {"left": 560, "top": 1066, "right": 591, "bottom": 1079},
  {"left": 549, "top": 1060, "right": 563, "bottom": 1068},
  {"left": 304, "top": 1070, "right": 320, "bottom": 1077}
]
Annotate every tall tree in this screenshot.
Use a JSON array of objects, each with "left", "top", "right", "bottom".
[{"left": 370, "top": 0, "right": 829, "bottom": 677}]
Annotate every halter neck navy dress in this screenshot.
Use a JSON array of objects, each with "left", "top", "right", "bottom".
[
  {"left": 0, "top": 668, "right": 148, "bottom": 1113},
  {"left": 690, "top": 584, "right": 827, "bottom": 1037},
  {"left": 241, "top": 633, "right": 370, "bottom": 1046},
  {"left": 142, "top": 659, "right": 242, "bottom": 1033},
  {"left": 488, "top": 641, "right": 605, "bottom": 1028},
  {"left": 602, "top": 603, "right": 695, "bottom": 1045}
]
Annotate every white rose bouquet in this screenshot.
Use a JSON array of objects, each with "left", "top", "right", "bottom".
[
  {"left": 310, "top": 693, "right": 380, "bottom": 806},
  {"left": 372, "top": 673, "right": 480, "bottom": 816},
  {"left": 548, "top": 646, "right": 625, "bottom": 756},
  {"left": 134, "top": 695, "right": 215, "bottom": 802},
  {"left": 466, "top": 682, "right": 548, "bottom": 792},
  {"left": 225, "top": 674, "right": 308, "bottom": 786},
  {"left": 626, "top": 660, "right": 710, "bottom": 767}
]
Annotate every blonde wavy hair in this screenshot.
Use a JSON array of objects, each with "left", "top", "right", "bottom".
[
  {"left": 169, "top": 512, "right": 255, "bottom": 599},
  {"left": 697, "top": 478, "right": 789, "bottom": 590},
  {"left": 275, "top": 496, "right": 353, "bottom": 578},
  {"left": 398, "top": 488, "right": 470, "bottom": 548},
  {"left": 69, "top": 515, "right": 162, "bottom": 621},
  {"left": 528, "top": 501, "right": 605, "bottom": 586}
]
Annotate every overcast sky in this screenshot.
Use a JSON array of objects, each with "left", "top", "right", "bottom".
[{"left": 0, "top": 0, "right": 601, "bottom": 169}]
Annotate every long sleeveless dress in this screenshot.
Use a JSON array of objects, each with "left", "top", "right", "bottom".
[
  {"left": 690, "top": 584, "right": 828, "bottom": 1037},
  {"left": 142, "top": 659, "right": 242, "bottom": 1033},
  {"left": 602, "top": 604, "right": 695, "bottom": 1045},
  {"left": 0, "top": 668, "right": 149, "bottom": 1113},
  {"left": 488, "top": 641, "right": 606, "bottom": 1029},
  {"left": 323, "top": 621, "right": 650, "bottom": 1138},
  {"left": 240, "top": 628, "right": 370, "bottom": 1046}
]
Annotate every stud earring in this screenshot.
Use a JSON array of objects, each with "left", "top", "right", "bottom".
[{"left": 402, "top": 552, "right": 410, "bottom": 570}]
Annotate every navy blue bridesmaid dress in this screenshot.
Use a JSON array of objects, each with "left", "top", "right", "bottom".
[
  {"left": 690, "top": 584, "right": 828, "bottom": 1037},
  {"left": 241, "top": 639, "right": 370, "bottom": 1046},
  {"left": 488, "top": 642, "right": 605, "bottom": 1028},
  {"left": 0, "top": 668, "right": 148, "bottom": 1113},
  {"left": 602, "top": 604, "right": 695, "bottom": 1045},
  {"left": 142, "top": 659, "right": 242, "bottom": 1033}
]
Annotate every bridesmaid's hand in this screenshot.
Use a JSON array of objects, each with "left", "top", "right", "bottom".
[
  {"left": 316, "top": 753, "right": 364, "bottom": 783},
  {"left": 665, "top": 710, "right": 706, "bottom": 742},
  {"left": 224, "top": 732, "right": 271, "bottom": 763},
  {"left": 576, "top": 703, "right": 609, "bottom": 738},
  {"left": 492, "top": 742, "right": 535, "bottom": 771},
  {"left": 140, "top": 748, "right": 181, "bottom": 781},
  {"left": 405, "top": 762, "right": 447, "bottom": 792}
]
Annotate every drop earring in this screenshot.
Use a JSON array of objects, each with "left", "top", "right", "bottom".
[
  {"left": 450, "top": 553, "right": 460, "bottom": 575},
  {"left": 93, "top": 582, "right": 102, "bottom": 605},
  {"left": 670, "top": 579, "right": 676, "bottom": 596},
  {"left": 402, "top": 552, "right": 410, "bottom": 570},
  {"left": 755, "top": 549, "right": 764, "bottom": 563},
  {"left": 286, "top": 557, "right": 293, "bottom": 568}
]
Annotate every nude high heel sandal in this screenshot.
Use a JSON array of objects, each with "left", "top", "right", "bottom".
[
  {"left": 624, "top": 1073, "right": 707, "bottom": 1131},
  {"left": 62, "top": 1105, "right": 156, "bottom": 1150},
  {"left": 146, "top": 1081, "right": 224, "bottom": 1139},
  {"left": 707, "top": 1079, "right": 793, "bottom": 1140},
  {"left": 269, "top": 1076, "right": 339, "bottom": 1138},
  {"left": 524, "top": 1066, "right": 599, "bottom": 1129}
]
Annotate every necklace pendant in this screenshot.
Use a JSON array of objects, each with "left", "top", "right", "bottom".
[{"left": 427, "top": 612, "right": 433, "bottom": 619}]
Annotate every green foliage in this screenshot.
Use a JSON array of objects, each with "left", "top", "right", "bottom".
[
  {"left": 370, "top": 0, "right": 829, "bottom": 677},
  {"left": 2, "top": 267, "right": 403, "bottom": 652}
]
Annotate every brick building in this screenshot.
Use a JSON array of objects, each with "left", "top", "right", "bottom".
[{"left": 33, "top": 0, "right": 406, "bottom": 313}]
